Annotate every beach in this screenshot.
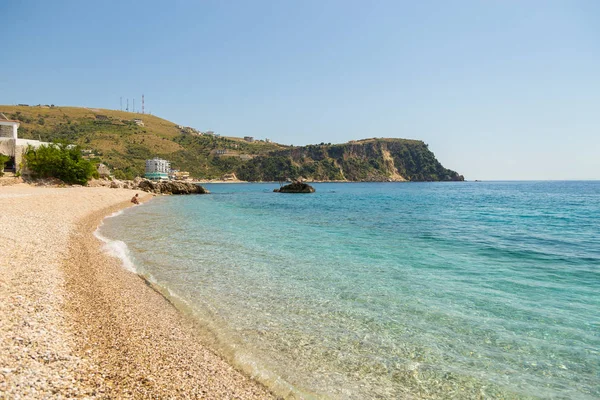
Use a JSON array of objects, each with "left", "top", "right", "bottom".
[{"left": 0, "top": 184, "right": 273, "bottom": 399}]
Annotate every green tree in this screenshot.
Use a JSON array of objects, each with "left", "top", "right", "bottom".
[
  {"left": 23, "top": 142, "right": 97, "bottom": 185},
  {"left": 0, "top": 154, "right": 10, "bottom": 177}
]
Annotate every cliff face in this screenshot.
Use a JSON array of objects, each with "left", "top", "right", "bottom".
[{"left": 236, "top": 139, "right": 464, "bottom": 182}]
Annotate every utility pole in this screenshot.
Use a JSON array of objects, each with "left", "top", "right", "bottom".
[
  {"left": 126, "top": 99, "right": 129, "bottom": 112},
  {"left": 142, "top": 94, "right": 145, "bottom": 114}
]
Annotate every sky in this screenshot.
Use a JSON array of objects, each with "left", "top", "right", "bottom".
[{"left": 1, "top": 0, "right": 599, "bottom": 180}]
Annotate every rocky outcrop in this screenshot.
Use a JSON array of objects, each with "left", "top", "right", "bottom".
[
  {"left": 274, "top": 181, "right": 315, "bottom": 193},
  {"left": 137, "top": 180, "right": 209, "bottom": 194},
  {"left": 87, "top": 178, "right": 209, "bottom": 194}
]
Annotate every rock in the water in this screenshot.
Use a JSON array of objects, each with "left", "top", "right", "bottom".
[
  {"left": 137, "top": 180, "right": 209, "bottom": 194},
  {"left": 274, "top": 181, "right": 315, "bottom": 193}
]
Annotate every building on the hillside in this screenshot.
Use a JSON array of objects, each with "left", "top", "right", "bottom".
[
  {"left": 214, "top": 149, "right": 226, "bottom": 155},
  {"left": 244, "top": 136, "right": 254, "bottom": 142},
  {"left": 0, "top": 115, "right": 49, "bottom": 173},
  {"left": 145, "top": 157, "right": 170, "bottom": 180},
  {"left": 95, "top": 115, "right": 109, "bottom": 121},
  {"left": 133, "top": 119, "right": 144, "bottom": 127},
  {"left": 265, "top": 138, "right": 271, "bottom": 143},
  {"left": 172, "top": 171, "right": 190, "bottom": 181},
  {"left": 204, "top": 131, "right": 214, "bottom": 136}
]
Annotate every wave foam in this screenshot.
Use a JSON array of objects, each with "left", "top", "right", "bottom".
[{"left": 94, "top": 210, "right": 137, "bottom": 273}]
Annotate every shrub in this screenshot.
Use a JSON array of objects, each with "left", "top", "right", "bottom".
[
  {"left": 23, "top": 142, "right": 97, "bottom": 185},
  {"left": 0, "top": 154, "right": 9, "bottom": 177}
]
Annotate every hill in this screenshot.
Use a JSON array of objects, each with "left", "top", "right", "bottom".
[{"left": 0, "top": 105, "right": 463, "bottom": 182}]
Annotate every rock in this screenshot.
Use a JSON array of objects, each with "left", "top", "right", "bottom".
[
  {"left": 274, "top": 181, "right": 315, "bottom": 193},
  {"left": 137, "top": 180, "right": 209, "bottom": 195},
  {"left": 109, "top": 180, "right": 124, "bottom": 189}
]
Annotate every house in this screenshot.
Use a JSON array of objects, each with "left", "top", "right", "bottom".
[
  {"left": 95, "top": 115, "right": 109, "bottom": 121},
  {"left": 145, "top": 157, "right": 170, "bottom": 180},
  {"left": 133, "top": 119, "right": 144, "bottom": 127},
  {"left": 244, "top": 136, "right": 254, "bottom": 142},
  {"left": 265, "top": 138, "right": 271, "bottom": 143},
  {"left": 0, "top": 114, "right": 50, "bottom": 173},
  {"left": 172, "top": 171, "right": 190, "bottom": 181}
]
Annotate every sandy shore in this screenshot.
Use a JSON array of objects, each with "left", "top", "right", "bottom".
[{"left": 0, "top": 184, "right": 274, "bottom": 399}]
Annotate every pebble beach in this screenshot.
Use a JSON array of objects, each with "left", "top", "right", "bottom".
[{"left": 0, "top": 184, "right": 274, "bottom": 399}]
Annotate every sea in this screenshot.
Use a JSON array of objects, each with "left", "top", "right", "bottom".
[{"left": 96, "top": 181, "right": 599, "bottom": 399}]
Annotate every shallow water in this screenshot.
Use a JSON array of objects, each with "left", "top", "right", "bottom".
[{"left": 98, "top": 181, "right": 600, "bottom": 399}]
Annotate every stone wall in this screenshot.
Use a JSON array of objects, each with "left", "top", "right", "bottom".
[
  {"left": 0, "top": 125, "right": 14, "bottom": 138},
  {"left": 0, "top": 139, "right": 16, "bottom": 157}
]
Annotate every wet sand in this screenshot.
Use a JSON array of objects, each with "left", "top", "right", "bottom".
[{"left": 0, "top": 185, "right": 274, "bottom": 399}]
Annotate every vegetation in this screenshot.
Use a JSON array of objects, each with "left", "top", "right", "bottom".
[
  {"left": 23, "top": 142, "right": 98, "bottom": 185},
  {"left": 0, "top": 105, "right": 463, "bottom": 182},
  {"left": 237, "top": 139, "right": 463, "bottom": 182},
  {"left": 0, "top": 154, "right": 9, "bottom": 177}
]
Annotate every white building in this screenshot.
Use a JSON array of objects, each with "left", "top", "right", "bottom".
[
  {"left": 145, "top": 157, "right": 170, "bottom": 180},
  {"left": 0, "top": 116, "right": 49, "bottom": 172}
]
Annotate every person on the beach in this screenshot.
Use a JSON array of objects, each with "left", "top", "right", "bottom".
[{"left": 131, "top": 193, "right": 139, "bottom": 204}]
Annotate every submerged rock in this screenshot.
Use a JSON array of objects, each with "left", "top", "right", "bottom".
[
  {"left": 137, "top": 180, "right": 209, "bottom": 195},
  {"left": 274, "top": 181, "right": 315, "bottom": 193}
]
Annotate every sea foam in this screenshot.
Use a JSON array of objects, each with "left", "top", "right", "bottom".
[{"left": 94, "top": 209, "right": 137, "bottom": 273}]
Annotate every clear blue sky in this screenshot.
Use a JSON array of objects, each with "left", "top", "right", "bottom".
[{"left": 1, "top": 0, "right": 599, "bottom": 180}]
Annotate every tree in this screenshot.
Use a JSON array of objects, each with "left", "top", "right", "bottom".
[
  {"left": 0, "top": 154, "right": 10, "bottom": 177},
  {"left": 23, "top": 142, "right": 98, "bottom": 185}
]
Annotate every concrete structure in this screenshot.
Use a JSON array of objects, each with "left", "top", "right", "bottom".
[
  {"left": 0, "top": 118, "right": 49, "bottom": 172},
  {"left": 133, "top": 119, "right": 144, "bottom": 127},
  {"left": 171, "top": 171, "right": 190, "bottom": 181},
  {"left": 244, "top": 136, "right": 254, "bottom": 142},
  {"left": 145, "top": 157, "right": 170, "bottom": 180}
]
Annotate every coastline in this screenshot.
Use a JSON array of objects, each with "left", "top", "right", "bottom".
[{"left": 0, "top": 184, "right": 273, "bottom": 398}]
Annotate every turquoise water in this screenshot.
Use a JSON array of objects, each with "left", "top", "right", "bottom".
[{"left": 98, "top": 182, "right": 600, "bottom": 399}]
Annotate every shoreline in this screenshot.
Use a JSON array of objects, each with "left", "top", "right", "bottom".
[{"left": 0, "top": 185, "right": 274, "bottom": 398}]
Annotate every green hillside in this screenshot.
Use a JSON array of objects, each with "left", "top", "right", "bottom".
[
  {"left": 237, "top": 138, "right": 464, "bottom": 182},
  {"left": 0, "top": 105, "right": 463, "bottom": 181}
]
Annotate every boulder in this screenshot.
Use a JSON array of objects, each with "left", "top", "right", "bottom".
[
  {"left": 110, "top": 180, "right": 124, "bottom": 189},
  {"left": 274, "top": 181, "right": 315, "bottom": 193},
  {"left": 137, "top": 180, "right": 209, "bottom": 195}
]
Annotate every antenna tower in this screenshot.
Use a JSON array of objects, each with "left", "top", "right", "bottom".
[
  {"left": 142, "top": 94, "right": 145, "bottom": 114},
  {"left": 126, "top": 99, "right": 129, "bottom": 112}
]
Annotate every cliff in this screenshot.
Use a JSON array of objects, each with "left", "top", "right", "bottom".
[{"left": 237, "top": 139, "right": 464, "bottom": 182}]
